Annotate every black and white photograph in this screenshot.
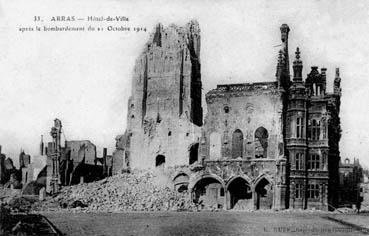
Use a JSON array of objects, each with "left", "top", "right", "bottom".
[{"left": 0, "top": 0, "right": 368, "bottom": 235}]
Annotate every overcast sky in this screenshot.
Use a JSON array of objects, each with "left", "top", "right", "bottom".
[{"left": 0, "top": 0, "right": 368, "bottom": 168}]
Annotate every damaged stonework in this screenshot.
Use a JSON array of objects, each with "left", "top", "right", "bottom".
[
  {"left": 193, "top": 82, "right": 287, "bottom": 211},
  {"left": 114, "top": 21, "right": 203, "bottom": 171},
  {"left": 113, "top": 22, "right": 342, "bottom": 212}
]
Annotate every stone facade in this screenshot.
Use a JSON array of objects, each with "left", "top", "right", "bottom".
[
  {"left": 115, "top": 22, "right": 342, "bottom": 211},
  {"left": 197, "top": 82, "right": 287, "bottom": 210},
  {"left": 287, "top": 53, "right": 341, "bottom": 211}
]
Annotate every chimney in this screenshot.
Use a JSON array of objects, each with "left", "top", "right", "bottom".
[
  {"left": 334, "top": 68, "right": 341, "bottom": 95},
  {"left": 277, "top": 24, "right": 291, "bottom": 89},
  {"left": 280, "top": 24, "right": 290, "bottom": 76}
]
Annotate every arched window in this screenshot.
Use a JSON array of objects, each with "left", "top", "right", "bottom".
[
  {"left": 310, "top": 119, "right": 320, "bottom": 140},
  {"left": 173, "top": 173, "right": 189, "bottom": 193},
  {"left": 209, "top": 132, "right": 221, "bottom": 160},
  {"left": 155, "top": 155, "right": 165, "bottom": 167},
  {"left": 232, "top": 129, "right": 243, "bottom": 159},
  {"left": 189, "top": 143, "right": 199, "bottom": 165},
  {"left": 255, "top": 127, "right": 268, "bottom": 158}
]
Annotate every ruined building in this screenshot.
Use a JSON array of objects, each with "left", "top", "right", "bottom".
[
  {"left": 44, "top": 119, "right": 113, "bottom": 193},
  {"left": 114, "top": 21, "right": 342, "bottom": 210},
  {"left": 338, "top": 158, "right": 363, "bottom": 208},
  {"left": 0, "top": 146, "right": 21, "bottom": 188},
  {"left": 113, "top": 21, "right": 203, "bottom": 172}
]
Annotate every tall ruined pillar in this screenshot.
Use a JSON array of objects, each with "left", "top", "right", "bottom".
[
  {"left": 49, "top": 119, "right": 62, "bottom": 194},
  {"left": 115, "top": 21, "right": 203, "bottom": 171}
]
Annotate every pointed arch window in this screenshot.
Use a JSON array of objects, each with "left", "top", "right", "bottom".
[
  {"left": 255, "top": 127, "right": 268, "bottom": 158},
  {"left": 232, "top": 129, "right": 243, "bottom": 159}
]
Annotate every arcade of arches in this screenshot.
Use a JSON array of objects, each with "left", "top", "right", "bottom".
[{"left": 191, "top": 176, "right": 273, "bottom": 210}]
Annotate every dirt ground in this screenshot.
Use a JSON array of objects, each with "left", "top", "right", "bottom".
[{"left": 42, "top": 211, "right": 368, "bottom": 236}]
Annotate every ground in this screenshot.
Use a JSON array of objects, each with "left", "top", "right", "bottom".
[{"left": 42, "top": 211, "right": 369, "bottom": 236}]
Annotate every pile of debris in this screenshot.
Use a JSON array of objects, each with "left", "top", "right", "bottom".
[{"left": 37, "top": 170, "right": 196, "bottom": 212}]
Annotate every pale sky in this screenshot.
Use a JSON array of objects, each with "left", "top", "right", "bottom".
[{"left": 0, "top": 0, "right": 368, "bottom": 168}]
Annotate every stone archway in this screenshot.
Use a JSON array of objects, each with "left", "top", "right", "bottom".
[
  {"left": 255, "top": 178, "right": 273, "bottom": 210},
  {"left": 173, "top": 173, "right": 189, "bottom": 193},
  {"left": 227, "top": 177, "right": 252, "bottom": 210},
  {"left": 192, "top": 177, "right": 225, "bottom": 210}
]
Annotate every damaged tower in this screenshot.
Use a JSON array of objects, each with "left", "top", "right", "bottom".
[{"left": 115, "top": 21, "right": 203, "bottom": 171}]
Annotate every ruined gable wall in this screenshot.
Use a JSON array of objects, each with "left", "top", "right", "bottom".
[{"left": 202, "top": 83, "right": 284, "bottom": 161}]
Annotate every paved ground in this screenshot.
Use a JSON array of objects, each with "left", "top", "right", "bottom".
[{"left": 43, "top": 211, "right": 368, "bottom": 236}]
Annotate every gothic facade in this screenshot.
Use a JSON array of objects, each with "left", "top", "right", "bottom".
[{"left": 116, "top": 22, "right": 342, "bottom": 210}]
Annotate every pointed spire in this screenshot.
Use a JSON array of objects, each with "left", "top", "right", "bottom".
[{"left": 293, "top": 47, "right": 303, "bottom": 82}]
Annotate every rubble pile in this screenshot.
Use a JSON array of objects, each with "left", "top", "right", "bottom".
[
  {"left": 38, "top": 170, "right": 196, "bottom": 212},
  {"left": 0, "top": 188, "right": 22, "bottom": 205}
]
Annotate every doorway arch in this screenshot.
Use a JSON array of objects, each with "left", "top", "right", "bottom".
[
  {"left": 227, "top": 177, "right": 252, "bottom": 209},
  {"left": 192, "top": 176, "right": 225, "bottom": 210},
  {"left": 255, "top": 178, "right": 273, "bottom": 209}
]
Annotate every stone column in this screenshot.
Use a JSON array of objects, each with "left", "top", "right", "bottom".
[
  {"left": 225, "top": 188, "right": 229, "bottom": 210},
  {"left": 274, "top": 184, "right": 287, "bottom": 210},
  {"left": 289, "top": 182, "right": 295, "bottom": 209}
]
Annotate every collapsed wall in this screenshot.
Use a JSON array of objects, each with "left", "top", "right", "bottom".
[
  {"left": 37, "top": 169, "right": 196, "bottom": 212},
  {"left": 113, "top": 21, "right": 203, "bottom": 172}
]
